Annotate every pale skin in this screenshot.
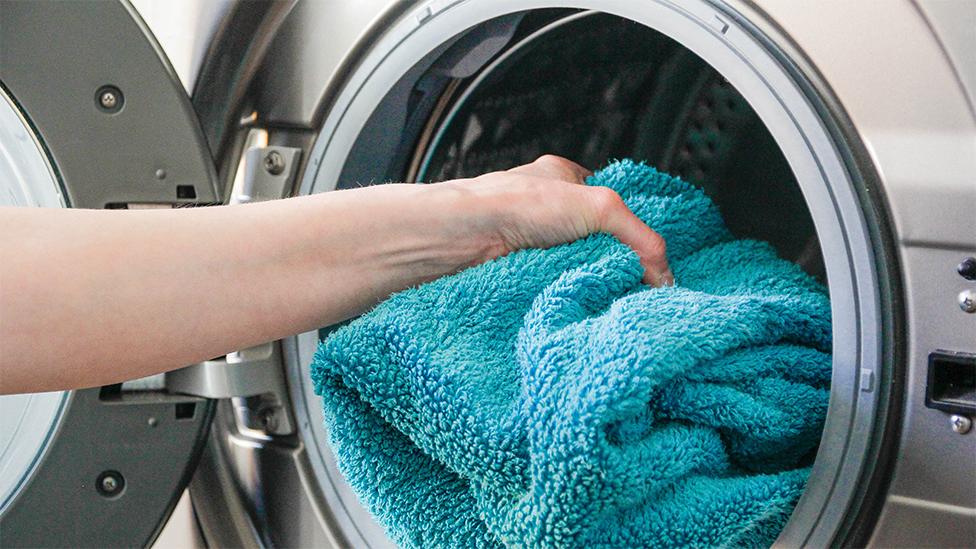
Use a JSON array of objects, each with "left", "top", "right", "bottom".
[{"left": 0, "top": 155, "right": 671, "bottom": 395}]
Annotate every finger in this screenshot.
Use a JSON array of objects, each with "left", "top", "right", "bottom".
[
  {"left": 589, "top": 187, "right": 673, "bottom": 287},
  {"left": 510, "top": 155, "right": 592, "bottom": 185}
]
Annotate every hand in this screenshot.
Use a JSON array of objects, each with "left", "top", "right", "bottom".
[{"left": 441, "top": 155, "right": 673, "bottom": 287}]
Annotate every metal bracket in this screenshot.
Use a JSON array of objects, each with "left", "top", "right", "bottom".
[
  {"left": 235, "top": 145, "right": 302, "bottom": 204},
  {"left": 166, "top": 342, "right": 294, "bottom": 435},
  {"left": 166, "top": 342, "right": 283, "bottom": 399}
]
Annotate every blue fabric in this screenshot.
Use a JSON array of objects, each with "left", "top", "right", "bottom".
[{"left": 311, "top": 160, "right": 832, "bottom": 548}]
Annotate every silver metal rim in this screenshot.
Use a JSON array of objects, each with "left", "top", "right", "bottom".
[
  {"left": 0, "top": 85, "right": 70, "bottom": 516},
  {"left": 287, "top": 1, "right": 884, "bottom": 546}
]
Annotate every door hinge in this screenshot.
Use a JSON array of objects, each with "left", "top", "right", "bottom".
[{"left": 166, "top": 342, "right": 294, "bottom": 435}]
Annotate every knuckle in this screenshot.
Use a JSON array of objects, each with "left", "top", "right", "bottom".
[
  {"left": 592, "top": 186, "right": 623, "bottom": 212},
  {"left": 535, "top": 154, "right": 565, "bottom": 166},
  {"left": 590, "top": 187, "right": 624, "bottom": 224},
  {"left": 534, "top": 154, "right": 575, "bottom": 174}
]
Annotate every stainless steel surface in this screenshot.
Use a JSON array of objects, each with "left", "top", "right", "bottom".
[
  {"left": 163, "top": 0, "right": 974, "bottom": 547},
  {"left": 151, "top": 491, "right": 205, "bottom": 549},
  {"left": 867, "top": 245, "right": 976, "bottom": 545},
  {"left": 251, "top": 0, "right": 395, "bottom": 129},
  {"left": 168, "top": 344, "right": 284, "bottom": 399},
  {"left": 130, "top": 0, "right": 234, "bottom": 93},
  {"left": 190, "top": 400, "right": 349, "bottom": 549},
  {"left": 6, "top": 2, "right": 970, "bottom": 543},
  {"left": 950, "top": 415, "right": 972, "bottom": 435},
  {"left": 914, "top": 0, "right": 976, "bottom": 116},
  {"left": 239, "top": 146, "right": 302, "bottom": 203},
  {"left": 750, "top": 2, "right": 976, "bottom": 547},
  {"left": 190, "top": 0, "right": 297, "bottom": 200},
  {"left": 758, "top": 2, "right": 976, "bottom": 251}
]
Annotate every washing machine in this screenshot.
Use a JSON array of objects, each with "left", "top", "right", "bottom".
[{"left": 1, "top": 0, "right": 974, "bottom": 547}]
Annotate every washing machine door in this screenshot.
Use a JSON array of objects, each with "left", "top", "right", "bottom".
[{"left": 0, "top": 1, "right": 221, "bottom": 546}]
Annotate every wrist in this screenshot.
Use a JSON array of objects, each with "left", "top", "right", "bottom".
[
  {"left": 406, "top": 181, "right": 508, "bottom": 275},
  {"left": 313, "top": 182, "right": 505, "bottom": 291}
]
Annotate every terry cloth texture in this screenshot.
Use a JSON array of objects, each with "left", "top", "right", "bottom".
[{"left": 311, "top": 160, "right": 832, "bottom": 548}]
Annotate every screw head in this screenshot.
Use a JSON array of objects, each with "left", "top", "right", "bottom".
[
  {"left": 96, "top": 470, "right": 125, "bottom": 497},
  {"left": 259, "top": 408, "right": 279, "bottom": 432},
  {"left": 959, "top": 289, "right": 976, "bottom": 314},
  {"left": 263, "top": 150, "right": 285, "bottom": 175},
  {"left": 958, "top": 257, "right": 976, "bottom": 281},
  {"left": 950, "top": 415, "right": 972, "bottom": 434},
  {"left": 94, "top": 85, "right": 124, "bottom": 113},
  {"left": 99, "top": 91, "right": 117, "bottom": 109}
]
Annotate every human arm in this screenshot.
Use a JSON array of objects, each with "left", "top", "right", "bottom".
[{"left": 0, "top": 156, "right": 670, "bottom": 394}]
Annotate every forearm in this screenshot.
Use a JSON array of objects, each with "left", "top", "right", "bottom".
[{"left": 0, "top": 184, "right": 488, "bottom": 393}]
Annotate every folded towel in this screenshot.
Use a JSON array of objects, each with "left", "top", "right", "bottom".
[{"left": 311, "top": 160, "right": 832, "bottom": 548}]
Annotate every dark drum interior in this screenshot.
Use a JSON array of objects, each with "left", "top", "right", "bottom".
[{"left": 365, "top": 11, "right": 825, "bottom": 281}]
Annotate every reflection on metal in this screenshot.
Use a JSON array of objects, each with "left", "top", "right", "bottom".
[
  {"left": 190, "top": 399, "right": 349, "bottom": 548},
  {"left": 958, "top": 289, "right": 976, "bottom": 314},
  {"left": 191, "top": 0, "right": 298, "bottom": 201},
  {"left": 950, "top": 415, "right": 972, "bottom": 434}
]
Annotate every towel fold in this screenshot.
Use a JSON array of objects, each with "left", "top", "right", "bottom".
[{"left": 312, "top": 160, "right": 832, "bottom": 548}]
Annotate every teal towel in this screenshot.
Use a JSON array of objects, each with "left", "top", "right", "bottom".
[{"left": 311, "top": 160, "right": 832, "bottom": 548}]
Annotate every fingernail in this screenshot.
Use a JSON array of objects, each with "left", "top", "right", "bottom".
[{"left": 658, "top": 269, "right": 675, "bottom": 288}]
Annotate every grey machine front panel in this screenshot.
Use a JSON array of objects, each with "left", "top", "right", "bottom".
[
  {"left": 0, "top": 390, "right": 211, "bottom": 548},
  {"left": 0, "top": 0, "right": 219, "bottom": 208},
  {"left": 0, "top": 1, "right": 218, "bottom": 546}
]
